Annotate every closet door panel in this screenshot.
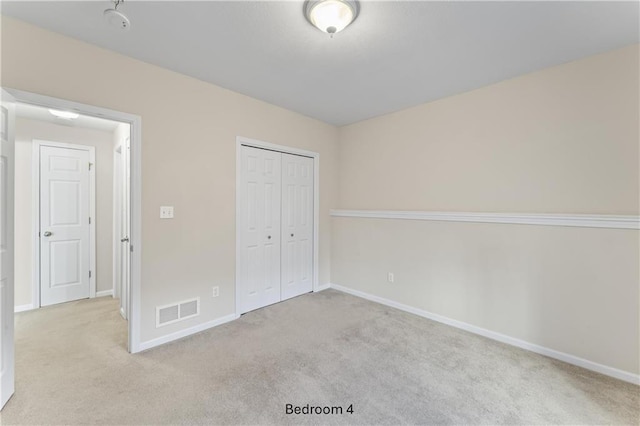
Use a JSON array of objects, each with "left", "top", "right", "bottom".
[
  {"left": 281, "top": 153, "right": 313, "bottom": 300},
  {"left": 239, "top": 146, "right": 281, "bottom": 313}
]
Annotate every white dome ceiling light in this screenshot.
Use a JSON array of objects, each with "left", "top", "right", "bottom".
[
  {"left": 104, "top": 0, "right": 130, "bottom": 31},
  {"left": 304, "top": 0, "right": 359, "bottom": 37},
  {"left": 48, "top": 109, "right": 79, "bottom": 120}
]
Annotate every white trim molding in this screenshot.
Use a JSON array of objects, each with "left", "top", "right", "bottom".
[
  {"left": 14, "top": 304, "right": 34, "bottom": 313},
  {"left": 329, "top": 283, "right": 640, "bottom": 385},
  {"left": 139, "top": 313, "right": 239, "bottom": 352},
  {"left": 330, "top": 210, "right": 640, "bottom": 230},
  {"left": 96, "top": 290, "right": 113, "bottom": 298}
]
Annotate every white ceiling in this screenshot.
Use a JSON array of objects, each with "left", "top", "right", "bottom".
[
  {"left": 17, "top": 102, "right": 121, "bottom": 132},
  {"left": 2, "top": 1, "right": 638, "bottom": 126}
]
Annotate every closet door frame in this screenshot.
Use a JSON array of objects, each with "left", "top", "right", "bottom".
[{"left": 235, "top": 136, "right": 320, "bottom": 316}]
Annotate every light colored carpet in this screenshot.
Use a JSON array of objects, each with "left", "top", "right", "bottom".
[{"left": 1, "top": 289, "right": 638, "bottom": 425}]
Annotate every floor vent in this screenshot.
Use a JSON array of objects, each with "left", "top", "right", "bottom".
[{"left": 156, "top": 297, "right": 200, "bottom": 328}]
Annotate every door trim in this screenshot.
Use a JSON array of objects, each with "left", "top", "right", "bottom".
[
  {"left": 32, "top": 140, "right": 97, "bottom": 306},
  {"left": 7, "top": 87, "right": 143, "bottom": 353},
  {"left": 235, "top": 136, "right": 320, "bottom": 316}
]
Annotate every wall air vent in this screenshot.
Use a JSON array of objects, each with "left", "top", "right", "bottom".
[
  {"left": 179, "top": 299, "right": 198, "bottom": 318},
  {"left": 156, "top": 297, "right": 200, "bottom": 327}
]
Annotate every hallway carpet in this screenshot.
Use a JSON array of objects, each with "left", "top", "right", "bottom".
[{"left": 1, "top": 290, "right": 638, "bottom": 425}]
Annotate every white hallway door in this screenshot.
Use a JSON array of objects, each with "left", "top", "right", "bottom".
[
  {"left": 1, "top": 89, "right": 16, "bottom": 410},
  {"left": 238, "top": 146, "right": 314, "bottom": 314},
  {"left": 40, "top": 144, "right": 92, "bottom": 307}
]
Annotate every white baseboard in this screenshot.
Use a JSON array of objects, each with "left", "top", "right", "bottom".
[
  {"left": 329, "top": 283, "right": 640, "bottom": 386},
  {"left": 15, "top": 304, "right": 35, "bottom": 313},
  {"left": 96, "top": 290, "right": 114, "bottom": 298},
  {"left": 138, "top": 313, "right": 239, "bottom": 352},
  {"left": 315, "top": 284, "right": 331, "bottom": 292}
]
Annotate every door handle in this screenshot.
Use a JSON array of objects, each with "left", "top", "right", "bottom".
[
  {"left": 121, "top": 237, "right": 129, "bottom": 243},
  {"left": 43, "top": 231, "right": 52, "bottom": 237}
]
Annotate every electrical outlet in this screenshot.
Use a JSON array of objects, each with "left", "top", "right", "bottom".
[
  {"left": 212, "top": 286, "right": 219, "bottom": 298},
  {"left": 388, "top": 273, "right": 394, "bottom": 283}
]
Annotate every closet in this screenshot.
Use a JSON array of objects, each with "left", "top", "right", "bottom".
[{"left": 238, "top": 145, "right": 314, "bottom": 314}]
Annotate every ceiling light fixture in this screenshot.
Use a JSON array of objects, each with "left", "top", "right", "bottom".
[
  {"left": 104, "top": 0, "right": 130, "bottom": 31},
  {"left": 304, "top": 0, "right": 359, "bottom": 37},
  {"left": 49, "top": 109, "right": 80, "bottom": 120}
]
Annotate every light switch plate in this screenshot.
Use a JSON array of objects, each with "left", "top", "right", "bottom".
[{"left": 160, "top": 206, "right": 174, "bottom": 219}]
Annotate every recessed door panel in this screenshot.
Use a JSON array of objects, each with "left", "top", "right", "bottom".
[
  {"left": 49, "top": 240, "right": 81, "bottom": 287},
  {"left": 264, "top": 242, "right": 276, "bottom": 293},
  {"left": 300, "top": 185, "right": 310, "bottom": 226},
  {"left": 49, "top": 155, "right": 80, "bottom": 172},
  {"left": 246, "top": 245, "right": 259, "bottom": 296},
  {"left": 284, "top": 241, "right": 295, "bottom": 286},
  {"left": 300, "top": 238, "right": 311, "bottom": 281},
  {"left": 247, "top": 182, "right": 257, "bottom": 231},
  {"left": 286, "top": 184, "right": 295, "bottom": 227},
  {"left": 40, "top": 145, "right": 90, "bottom": 307},
  {"left": 264, "top": 157, "right": 275, "bottom": 177},
  {"left": 247, "top": 155, "right": 257, "bottom": 173},
  {"left": 264, "top": 183, "right": 276, "bottom": 231},
  {"left": 49, "top": 180, "right": 81, "bottom": 226}
]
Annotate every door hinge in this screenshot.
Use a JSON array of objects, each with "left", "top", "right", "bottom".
[
  {"left": 89, "top": 270, "right": 92, "bottom": 278},
  {"left": 89, "top": 217, "right": 91, "bottom": 224},
  {"left": 89, "top": 162, "right": 93, "bottom": 170},
  {"left": 130, "top": 245, "right": 133, "bottom": 252}
]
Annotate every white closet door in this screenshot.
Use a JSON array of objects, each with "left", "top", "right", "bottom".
[
  {"left": 281, "top": 153, "right": 313, "bottom": 301},
  {"left": 238, "top": 146, "right": 281, "bottom": 314},
  {"left": 40, "top": 145, "right": 91, "bottom": 307}
]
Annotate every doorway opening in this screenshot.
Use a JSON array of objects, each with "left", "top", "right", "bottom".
[
  {"left": 1, "top": 88, "right": 142, "bottom": 410},
  {"left": 4, "top": 88, "right": 142, "bottom": 356},
  {"left": 14, "top": 101, "right": 132, "bottom": 325}
]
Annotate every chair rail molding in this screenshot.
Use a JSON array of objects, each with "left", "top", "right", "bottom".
[{"left": 330, "top": 210, "right": 640, "bottom": 230}]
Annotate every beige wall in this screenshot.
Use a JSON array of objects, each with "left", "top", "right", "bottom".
[
  {"left": 1, "top": 16, "right": 339, "bottom": 342},
  {"left": 332, "top": 218, "right": 639, "bottom": 374},
  {"left": 337, "top": 45, "right": 639, "bottom": 214},
  {"left": 333, "top": 45, "right": 640, "bottom": 374},
  {"left": 14, "top": 117, "right": 115, "bottom": 307}
]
